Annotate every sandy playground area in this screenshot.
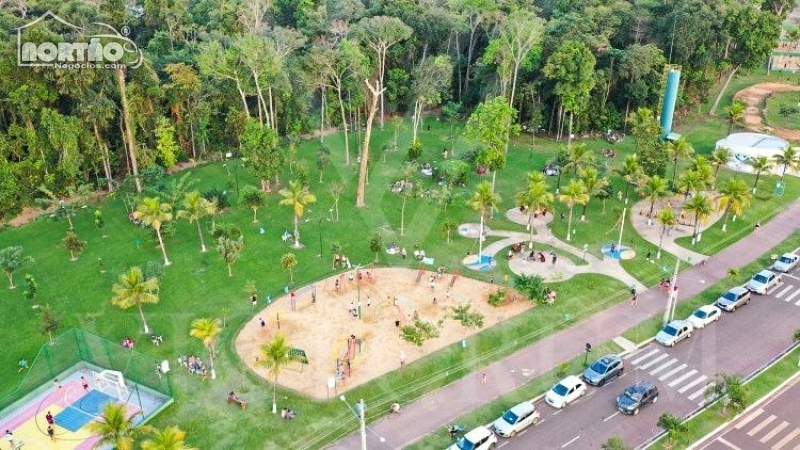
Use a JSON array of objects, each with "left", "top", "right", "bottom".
[{"left": 235, "top": 268, "right": 531, "bottom": 399}]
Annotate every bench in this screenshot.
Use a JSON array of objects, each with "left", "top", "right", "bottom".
[{"left": 227, "top": 396, "right": 248, "bottom": 409}]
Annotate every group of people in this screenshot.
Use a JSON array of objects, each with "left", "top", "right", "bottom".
[
  {"left": 333, "top": 254, "right": 352, "bottom": 269},
  {"left": 526, "top": 250, "right": 556, "bottom": 264},
  {"left": 178, "top": 354, "right": 208, "bottom": 378},
  {"left": 543, "top": 287, "right": 557, "bottom": 305},
  {"left": 281, "top": 407, "right": 297, "bottom": 420}
]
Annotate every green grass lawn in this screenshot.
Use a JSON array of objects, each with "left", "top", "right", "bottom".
[
  {"left": 1, "top": 71, "right": 798, "bottom": 448},
  {"left": 765, "top": 91, "right": 800, "bottom": 129}
]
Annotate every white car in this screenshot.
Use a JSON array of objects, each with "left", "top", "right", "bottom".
[
  {"left": 448, "top": 425, "right": 497, "bottom": 450},
  {"left": 746, "top": 269, "right": 782, "bottom": 295},
  {"left": 545, "top": 375, "right": 587, "bottom": 409},
  {"left": 772, "top": 253, "right": 800, "bottom": 273},
  {"left": 655, "top": 320, "right": 693, "bottom": 347},
  {"left": 716, "top": 287, "right": 751, "bottom": 312},
  {"left": 492, "top": 401, "right": 540, "bottom": 438},
  {"left": 686, "top": 304, "right": 722, "bottom": 329}
]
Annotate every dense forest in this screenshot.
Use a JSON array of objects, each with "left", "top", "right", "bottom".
[{"left": 0, "top": 0, "right": 789, "bottom": 217}]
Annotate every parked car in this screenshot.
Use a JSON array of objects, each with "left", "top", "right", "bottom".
[
  {"left": 716, "top": 286, "right": 751, "bottom": 312},
  {"left": 545, "top": 375, "right": 587, "bottom": 409},
  {"left": 448, "top": 425, "right": 498, "bottom": 450},
  {"left": 746, "top": 269, "right": 782, "bottom": 294},
  {"left": 655, "top": 320, "right": 693, "bottom": 347},
  {"left": 772, "top": 253, "right": 800, "bottom": 273},
  {"left": 615, "top": 380, "right": 659, "bottom": 416},
  {"left": 582, "top": 354, "right": 624, "bottom": 387},
  {"left": 686, "top": 304, "right": 722, "bottom": 329},
  {"left": 492, "top": 401, "right": 540, "bottom": 438}
]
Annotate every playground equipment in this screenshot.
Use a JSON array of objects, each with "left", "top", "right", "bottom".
[
  {"left": 334, "top": 336, "right": 362, "bottom": 380},
  {"left": 93, "top": 369, "right": 130, "bottom": 400},
  {"left": 291, "top": 284, "right": 317, "bottom": 311},
  {"left": 449, "top": 271, "right": 460, "bottom": 288}
]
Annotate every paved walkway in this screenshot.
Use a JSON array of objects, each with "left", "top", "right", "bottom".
[
  {"left": 628, "top": 191, "right": 726, "bottom": 263},
  {"left": 328, "top": 199, "right": 800, "bottom": 450}
]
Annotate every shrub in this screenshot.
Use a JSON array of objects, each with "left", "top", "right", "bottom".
[
  {"left": 202, "top": 187, "right": 231, "bottom": 209},
  {"left": 794, "top": 328, "right": 800, "bottom": 342},
  {"left": 513, "top": 274, "right": 546, "bottom": 304},
  {"left": 400, "top": 319, "right": 440, "bottom": 346},
  {"left": 451, "top": 305, "right": 485, "bottom": 329},
  {"left": 556, "top": 362, "right": 570, "bottom": 378},
  {"left": 407, "top": 140, "right": 423, "bottom": 161},
  {"left": 487, "top": 289, "right": 506, "bottom": 307}
]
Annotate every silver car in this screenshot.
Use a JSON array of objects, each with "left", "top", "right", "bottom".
[
  {"left": 716, "top": 286, "right": 751, "bottom": 312},
  {"left": 582, "top": 354, "right": 624, "bottom": 386},
  {"left": 746, "top": 269, "right": 782, "bottom": 295},
  {"left": 492, "top": 401, "right": 540, "bottom": 438},
  {"left": 655, "top": 320, "right": 693, "bottom": 347},
  {"left": 772, "top": 253, "right": 800, "bottom": 273}
]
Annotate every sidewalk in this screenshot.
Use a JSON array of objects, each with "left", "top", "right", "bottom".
[{"left": 327, "top": 199, "right": 800, "bottom": 450}]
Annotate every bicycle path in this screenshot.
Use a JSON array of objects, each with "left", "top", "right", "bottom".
[{"left": 327, "top": 198, "right": 800, "bottom": 450}]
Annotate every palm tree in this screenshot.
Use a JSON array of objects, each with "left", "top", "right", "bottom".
[
  {"left": 441, "top": 219, "right": 457, "bottom": 243},
  {"left": 656, "top": 205, "right": 677, "bottom": 259},
  {"left": 677, "top": 170, "right": 705, "bottom": 201},
  {"left": 638, "top": 175, "right": 670, "bottom": 222},
  {"left": 111, "top": 266, "right": 159, "bottom": 334},
  {"left": 563, "top": 143, "right": 596, "bottom": 179},
  {"left": 657, "top": 412, "right": 688, "bottom": 450},
  {"left": 688, "top": 156, "right": 715, "bottom": 189},
  {"left": 724, "top": 101, "right": 745, "bottom": 135},
  {"left": 773, "top": 146, "right": 800, "bottom": 182},
  {"left": 704, "top": 372, "right": 749, "bottom": 416},
  {"left": 683, "top": 193, "right": 714, "bottom": 244},
  {"left": 239, "top": 185, "right": 266, "bottom": 223},
  {"left": 281, "top": 252, "right": 298, "bottom": 283},
  {"left": 278, "top": 181, "right": 317, "bottom": 248},
  {"left": 87, "top": 403, "right": 150, "bottom": 450},
  {"left": 666, "top": 137, "right": 695, "bottom": 183},
  {"left": 515, "top": 180, "right": 554, "bottom": 246},
  {"left": 141, "top": 426, "right": 196, "bottom": 450},
  {"left": 577, "top": 167, "right": 609, "bottom": 221},
  {"left": 558, "top": 179, "right": 589, "bottom": 242},
  {"left": 552, "top": 148, "right": 570, "bottom": 193},
  {"left": 716, "top": 177, "right": 752, "bottom": 232},
  {"left": 710, "top": 147, "right": 732, "bottom": 185},
  {"left": 190, "top": 318, "right": 222, "bottom": 380},
  {"left": 257, "top": 333, "right": 303, "bottom": 414},
  {"left": 749, "top": 156, "right": 773, "bottom": 193},
  {"left": 133, "top": 197, "right": 173, "bottom": 266},
  {"left": 601, "top": 436, "right": 630, "bottom": 450},
  {"left": 177, "top": 191, "right": 213, "bottom": 252},
  {"left": 614, "top": 154, "right": 643, "bottom": 204},
  {"left": 466, "top": 180, "right": 502, "bottom": 257}
]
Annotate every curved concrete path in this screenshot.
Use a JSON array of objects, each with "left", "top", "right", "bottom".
[
  {"left": 629, "top": 192, "right": 726, "bottom": 264},
  {"left": 457, "top": 209, "right": 645, "bottom": 291}
]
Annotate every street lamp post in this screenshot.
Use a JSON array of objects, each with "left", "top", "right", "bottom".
[
  {"left": 318, "top": 217, "right": 324, "bottom": 258},
  {"left": 340, "top": 396, "right": 373, "bottom": 450}
]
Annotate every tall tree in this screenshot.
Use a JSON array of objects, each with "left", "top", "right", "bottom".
[
  {"left": 716, "top": 177, "right": 751, "bottom": 232},
  {"left": 667, "top": 137, "right": 695, "bottom": 184},
  {"left": 410, "top": 55, "right": 453, "bottom": 144},
  {"left": 257, "top": 333, "right": 302, "bottom": 414},
  {"left": 724, "top": 101, "right": 745, "bottom": 135},
  {"left": 464, "top": 96, "right": 518, "bottom": 192},
  {"left": 352, "top": 16, "right": 413, "bottom": 129},
  {"left": 749, "top": 156, "right": 773, "bottom": 193},
  {"left": 87, "top": 403, "right": 150, "bottom": 450},
  {"left": 111, "top": 266, "right": 160, "bottom": 334},
  {"left": 563, "top": 144, "right": 596, "bottom": 179},
  {"left": 515, "top": 178, "right": 554, "bottom": 246},
  {"left": 773, "top": 146, "right": 800, "bottom": 182},
  {"left": 177, "top": 191, "right": 213, "bottom": 253},
  {"left": 491, "top": 8, "right": 545, "bottom": 108},
  {"left": 577, "top": 167, "right": 609, "bottom": 221},
  {"left": 281, "top": 252, "right": 298, "bottom": 283},
  {"left": 614, "top": 154, "right": 643, "bottom": 204},
  {"left": 543, "top": 40, "right": 596, "bottom": 147},
  {"left": 558, "top": 180, "right": 589, "bottom": 242},
  {"left": 240, "top": 120, "right": 283, "bottom": 192},
  {"left": 279, "top": 181, "right": 317, "bottom": 248},
  {"left": 196, "top": 40, "right": 251, "bottom": 117},
  {"left": 190, "top": 318, "right": 222, "bottom": 380},
  {"left": 116, "top": 68, "right": 143, "bottom": 192},
  {"left": 0, "top": 246, "right": 33, "bottom": 289},
  {"left": 466, "top": 180, "right": 502, "bottom": 258},
  {"left": 656, "top": 205, "right": 677, "bottom": 259},
  {"left": 683, "top": 193, "right": 714, "bottom": 244},
  {"left": 710, "top": 147, "right": 732, "bottom": 186},
  {"left": 133, "top": 197, "right": 173, "bottom": 266},
  {"left": 141, "top": 426, "right": 196, "bottom": 450},
  {"left": 638, "top": 175, "right": 671, "bottom": 221},
  {"left": 217, "top": 229, "right": 244, "bottom": 277},
  {"left": 356, "top": 79, "right": 384, "bottom": 207}
]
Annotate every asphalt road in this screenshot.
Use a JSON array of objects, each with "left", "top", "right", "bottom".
[
  {"left": 696, "top": 374, "right": 800, "bottom": 450},
  {"left": 499, "top": 266, "right": 800, "bottom": 450}
]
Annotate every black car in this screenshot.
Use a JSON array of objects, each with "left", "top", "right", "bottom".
[
  {"left": 615, "top": 380, "right": 659, "bottom": 415},
  {"left": 582, "top": 354, "right": 624, "bottom": 386}
]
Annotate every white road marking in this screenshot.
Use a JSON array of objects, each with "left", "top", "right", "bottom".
[
  {"left": 659, "top": 364, "right": 688, "bottom": 381},
  {"left": 639, "top": 353, "right": 670, "bottom": 370},
  {"left": 782, "top": 273, "right": 800, "bottom": 282},
  {"left": 771, "top": 427, "right": 800, "bottom": 449},
  {"left": 498, "top": 442, "right": 509, "bottom": 448},
  {"left": 603, "top": 412, "right": 620, "bottom": 422},
  {"left": 630, "top": 348, "right": 660, "bottom": 365},
  {"left": 561, "top": 435, "right": 580, "bottom": 448},
  {"left": 795, "top": 297, "right": 800, "bottom": 306},
  {"left": 552, "top": 410, "right": 562, "bottom": 416},
  {"left": 678, "top": 375, "right": 708, "bottom": 394},
  {"left": 716, "top": 437, "right": 744, "bottom": 450},
  {"left": 688, "top": 383, "right": 713, "bottom": 401},
  {"left": 776, "top": 285, "right": 794, "bottom": 298},
  {"left": 760, "top": 420, "right": 789, "bottom": 443},
  {"left": 748, "top": 415, "right": 777, "bottom": 437},
  {"left": 734, "top": 408, "right": 764, "bottom": 429},
  {"left": 668, "top": 369, "right": 698, "bottom": 387},
  {"left": 784, "top": 289, "right": 800, "bottom": 303},
  {"left": 649, "top": 358, "right": 679, "bottom": 375}
]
